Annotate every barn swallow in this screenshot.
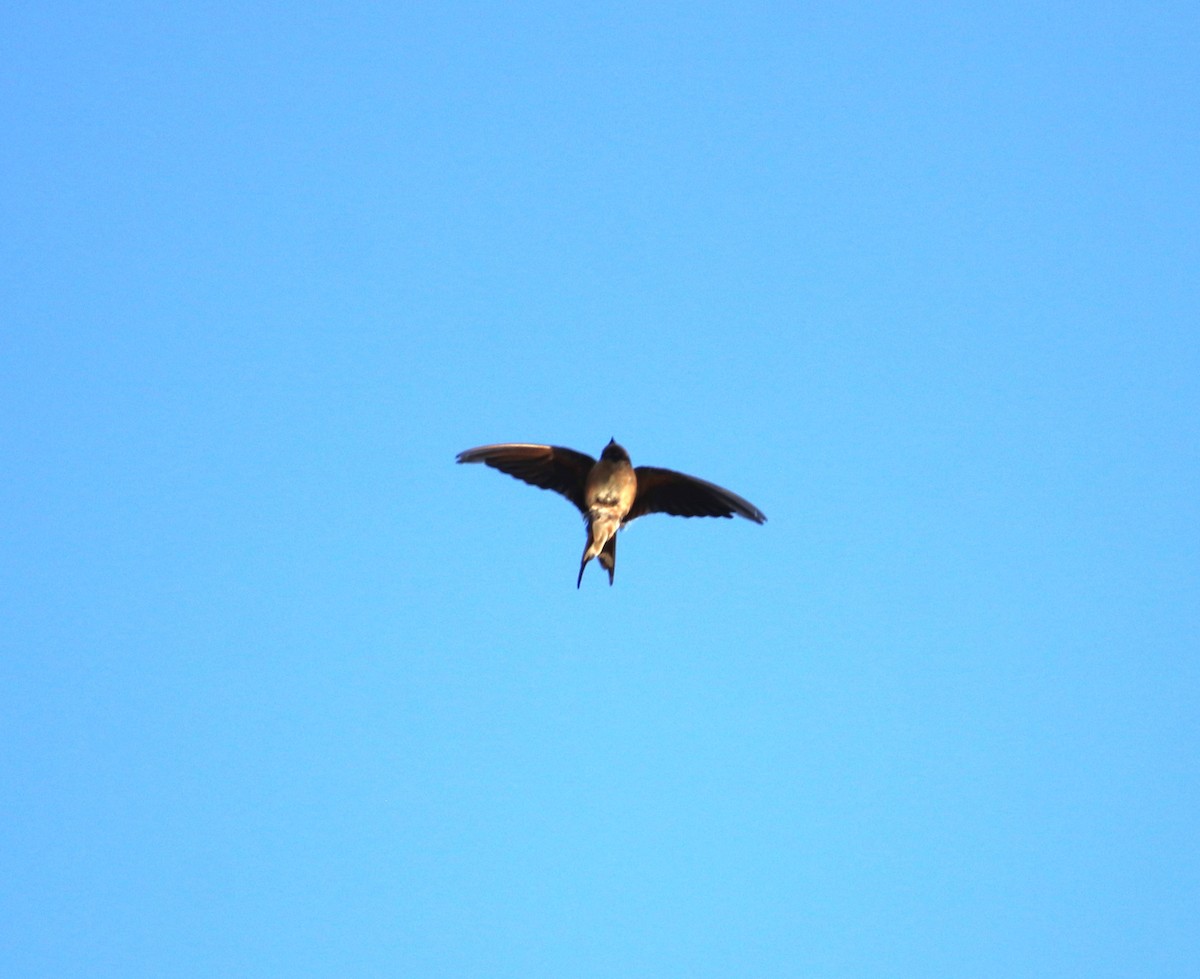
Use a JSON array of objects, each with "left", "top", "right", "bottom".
[{"left": 456, "top": 439, "right": 766, "bottom": 587}]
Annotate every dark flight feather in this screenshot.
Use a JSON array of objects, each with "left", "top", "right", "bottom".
[
  {"left": 455, "top": 443, "right": 595, "bottom": 513},
  {"left": 627, "top": 466, "right": 767, "bottom": 524}
]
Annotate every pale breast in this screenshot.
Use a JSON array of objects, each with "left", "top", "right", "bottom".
[{"left": 585, "top": 460, "right": 637, "bottom": 514}]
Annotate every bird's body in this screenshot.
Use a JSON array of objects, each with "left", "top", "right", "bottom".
[
  {"left": 456, "top": 439, "right": 765, "bottom": 587},
  {"left": 579, "top": 441, "right": 638, "bottom": 586}
]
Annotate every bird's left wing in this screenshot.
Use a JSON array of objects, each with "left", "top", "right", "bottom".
[
  {"left": 456, "top": 443, "right": 595, "bottom": 513},
  {"left": 627, "top": 466, "right": 766, "bottom": 524}
]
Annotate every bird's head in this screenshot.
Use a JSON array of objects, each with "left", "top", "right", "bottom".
[{"left": 600, "top": 438, "right": 630, "bottom": 463}]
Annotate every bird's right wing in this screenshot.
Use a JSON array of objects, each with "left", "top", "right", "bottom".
[
  {"left": 627, "top": 466, "right": 767, "bottom": 524},
  {"left": 456, "top": 443, "right": 596, "bottom": 513}
]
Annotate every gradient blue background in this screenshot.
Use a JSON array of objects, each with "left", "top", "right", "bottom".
[{"left": 3, "top": 2, "right": 1197, "bottom": 976}]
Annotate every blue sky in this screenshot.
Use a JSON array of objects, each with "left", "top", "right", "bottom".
[{"left": 3, "top": 2, "right": 1197, "bottom": 976}]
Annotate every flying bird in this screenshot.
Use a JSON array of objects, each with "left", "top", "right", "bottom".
[{"left": 456, "top": 439, "right": 766, "bottom": 587}]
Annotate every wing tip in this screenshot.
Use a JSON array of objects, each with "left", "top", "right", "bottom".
[{"left": 456, "top": 443, "right": 556, "bottom": 465}]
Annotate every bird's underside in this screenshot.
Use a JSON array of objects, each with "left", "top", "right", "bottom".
[{"left": 456, "top": 440, "right": 766, "bottom": 587}]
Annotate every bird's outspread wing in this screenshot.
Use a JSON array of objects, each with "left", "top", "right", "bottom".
[
  {"left": 456, "top": 443, "right": 595, "bottom": 513},
  {"left": 627, "top": 466, "right": 766, "bottom": 524}
]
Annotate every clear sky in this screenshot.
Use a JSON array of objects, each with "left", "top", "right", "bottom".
[{"left": 3, "top": 2, "right": 1197, "bottom": 976}]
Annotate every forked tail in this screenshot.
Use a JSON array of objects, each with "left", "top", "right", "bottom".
[{"left": 577, "top": 523, "right": 618, "bottom": 588}]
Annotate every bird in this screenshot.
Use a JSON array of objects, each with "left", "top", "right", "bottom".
[{"left": 456, "top": 439, "right": 766, "bottom": 587}]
